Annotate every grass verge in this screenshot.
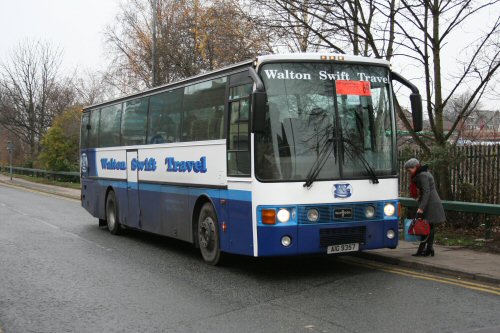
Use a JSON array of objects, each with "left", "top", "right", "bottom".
[{"left": 0, "top": 172, "right": 81, "bottom": 190}]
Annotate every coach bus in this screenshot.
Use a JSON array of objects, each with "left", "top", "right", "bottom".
[{"left": 80, "top": 53, "right": 422, "bottom": 265}]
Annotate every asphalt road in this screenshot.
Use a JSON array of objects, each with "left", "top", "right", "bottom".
[{"left": 1, "top": 184, "right": 499, "bottom": 333}]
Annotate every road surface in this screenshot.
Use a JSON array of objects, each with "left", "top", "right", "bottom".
[{"left": 1, "top": 183, "right": 499, "bottom": 333}]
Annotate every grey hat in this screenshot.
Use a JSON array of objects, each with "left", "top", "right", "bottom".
[{"left": 404, "top": 158, "right": 420, "bottom": 169}]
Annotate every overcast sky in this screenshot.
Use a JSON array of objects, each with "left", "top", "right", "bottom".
[
  {"left": 0, "top": 0, "right": 498, "bottom": 109},
  {"left": 0, "top": 0, "right": 119, "bottom": 73}
]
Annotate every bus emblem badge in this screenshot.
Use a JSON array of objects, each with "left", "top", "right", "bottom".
[{"left": 333, "top": 183, "right": 352, "bottom": 198}]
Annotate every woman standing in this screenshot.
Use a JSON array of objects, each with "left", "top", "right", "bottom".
[{"left": 404, "top": 158, "right": 446, "bottom": 256}]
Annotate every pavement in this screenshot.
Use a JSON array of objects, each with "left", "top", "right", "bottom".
[
  {"left": 361, "top": 242, "right": 500, "bottom": 285},
  {"left": 1, "top": 173, "right": 499, "bottom": 287},
  {"left": 0, "top": 174, "right": 80, "bottom": 200}
]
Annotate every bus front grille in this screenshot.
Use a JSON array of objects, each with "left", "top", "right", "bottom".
[{"left": 319, "top": 227, "right": 366, "bottom": 247}]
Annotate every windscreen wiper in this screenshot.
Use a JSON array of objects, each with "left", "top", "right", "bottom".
[
  {"left": 303, "top": 130, "right": 380, "bottom": 188},
  {"left": 303, "top": 128, "right": 337, "bottom": 188},
  {"left": 341, "top": 137, "right": 380, "bottom": 184}
]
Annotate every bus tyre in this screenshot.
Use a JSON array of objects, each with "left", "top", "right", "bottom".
[
  {"left": 106, "top": 191, "right": 121, "bottom": 235},
  {"left": 198, "top": 203, "right": 222, "bottom": 265}
]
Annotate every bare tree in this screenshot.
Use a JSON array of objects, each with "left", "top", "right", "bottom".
[
  {"left": 246, "top": 0, "right": 333, "bottom": 52},
  {"left": 247, "top": 0, "right": 397, "bottom": 57},
  {"left": 72, "top": 68, "right": 111, "bottom": 106},
  {"left": 388, "top": 0, "right": 500, "bottom": 198},
  {"left": 104, "top": 0, "right": 270, "bottom": 92},
  {"left": 0, "top": 40, "right": 74, "bottom": 161},
  {"left": 247, "top": 0, "right": 500, "bottom": 199}
]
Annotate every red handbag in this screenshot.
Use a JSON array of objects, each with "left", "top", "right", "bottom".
[{"left": 408, "top": 218, "right": 431, "bottom": 236}]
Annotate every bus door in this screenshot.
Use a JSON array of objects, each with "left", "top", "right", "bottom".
[{"left": 126, "top": 150, "right": 141, "bottom": 229}]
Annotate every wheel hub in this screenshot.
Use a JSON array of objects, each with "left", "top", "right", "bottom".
[
  {"left": 107, "top": 202, "right": 115, "bottom": 229},
  {"left": 199, "top": 217, "right": 215, "bottom": 249}
]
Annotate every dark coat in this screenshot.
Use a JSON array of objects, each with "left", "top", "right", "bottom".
[{"left": 414, "top": 166, "right": 446, "bottom": 224}]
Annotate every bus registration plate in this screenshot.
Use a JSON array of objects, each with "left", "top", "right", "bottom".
[{"left": 327, "top": 243, "right": 359, "bottom": 254}]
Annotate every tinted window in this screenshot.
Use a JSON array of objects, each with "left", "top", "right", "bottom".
[
  {"left": 80, "top": 112, "right": 90, "bottom": 149},
  {"left": 148, "top": 89, "right": 182, "bottom": 144},
  {"left": 88, "top": 109, "right": 100, "bottom": 148},
  {"left": 181, "top": 77, "right": 227, "bottom": 141},
  {"left": 121, "top": 98, "right": 148, "bottom": 146},
  {"left": 99, "top": 104, "right": 122, "bottom": 147}
]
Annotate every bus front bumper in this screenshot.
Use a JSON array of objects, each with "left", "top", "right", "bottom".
[{"left": 256, "top": 219, "right": 399, "bottom": 256}]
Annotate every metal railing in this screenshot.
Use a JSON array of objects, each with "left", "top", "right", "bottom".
[
  {"left": 399, "top": 197, "right": 500, "bottom": 239},
  {"left": 0, "top": 166, "right": 80, "bottom": 183},
  {"left": 399, "top": 197, "right": 500, "bottom": 215}
]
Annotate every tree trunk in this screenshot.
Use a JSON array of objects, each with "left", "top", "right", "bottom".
[{"left": 431, "top": 0, "right": 451, "bottom": 200}]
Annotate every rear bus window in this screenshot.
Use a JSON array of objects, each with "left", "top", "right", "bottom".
[
  {"left": 80, "top": 112, "right": 90, "bottom": 149},
  {"left": 88, "top": 109, "right": 100, "bottom": 148}
]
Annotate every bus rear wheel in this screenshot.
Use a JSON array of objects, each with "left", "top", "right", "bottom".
[
  {"left": 106, "top": 191, "right": 121, "bottom": 235},
  {"left": 198, "top": 203, "right": 222, "bottom": 265}
]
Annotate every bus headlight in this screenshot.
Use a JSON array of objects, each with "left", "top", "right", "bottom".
[
  {"left": 365, "top": 205, "right": 376, "bottom": 218},
  {"left": 384, "top": 203, "right": 396, "bottom": 217},
  {"left": 307, "top": 208, "right": 319, "bottom": 222},
  {"left": 277, "top": 208, "right": 291, "bottom": 223}
]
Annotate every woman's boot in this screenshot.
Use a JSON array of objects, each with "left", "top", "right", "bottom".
[
  {"left": 423, "top": 245, "right": 435, "bottom": 257},
  {"left": 412, "top": 242, "right": 426, "bottom": 256}
]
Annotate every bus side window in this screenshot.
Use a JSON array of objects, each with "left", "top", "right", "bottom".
[
  {"left": 182, "top": 77, "right": 227, "bottom": 142},
  {"left": 88, "top": 109, "right": 100, "bottom": 148},
  {"left": 122, "top": 97, "right": 148, "bottom": 146},
  {"left": 227, "top": 84, "right": 252, "bottom": 176},
  {"left": 80, "top": 112, "right": 90, "bottom": 149},
  {"left": 99, "top": 103, "right": 122, "bottom": 147},
  {"left": 148, "top": 89, "right": 182, "bottom": 144}
]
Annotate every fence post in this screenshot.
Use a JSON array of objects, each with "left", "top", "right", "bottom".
[
  {"left": 7, "top": 141, "right": 14, "bottom": 180},
  {"left": 484, "top": 214, "right": 492, "bottom": 240}
]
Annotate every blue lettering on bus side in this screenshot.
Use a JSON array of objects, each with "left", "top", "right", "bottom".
[
  {"left": 131, "top": 158, "right": 157, "bottom": 172},
  {"left": 100, "top": 158, "right": 127, "bottom": 170},
  {"left": 165, "top": 156, "right": 207, "bottom": 173}
]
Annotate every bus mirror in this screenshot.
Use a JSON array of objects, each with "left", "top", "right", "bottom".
[
  {"left": 86, "top": 124, "right": 91, "bottom": 130},
  {"left": 390, "top": 71, "right": 423, "bottom": 133},
  {"left": 252, "top": 91, "right": 267, "bottom": 133},
  {"left": 410, "top": 93, "right": 423, "bottom": 132}
]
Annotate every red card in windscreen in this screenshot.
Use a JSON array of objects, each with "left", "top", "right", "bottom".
[{"left": 336, "top": 80, "right": 371, "bottom": 96}]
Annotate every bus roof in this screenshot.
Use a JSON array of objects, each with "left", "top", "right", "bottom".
[
  {"left": 256, "top": 53, "right": 391, "bottom": 67},
  {"left": 84, "top": 53, "right": 390, "bottom": 111}
]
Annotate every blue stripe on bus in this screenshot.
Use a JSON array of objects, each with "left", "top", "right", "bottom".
[
  {"left": 95, "top": 180, "right": 252, "bottom": 202},
  {"left": 83, "top": 178, "right": 254, "bottom": 256}
]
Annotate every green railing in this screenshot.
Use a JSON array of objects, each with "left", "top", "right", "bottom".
[
  {"left": 399, "top": 197, "right": 500, "bottom": 239},
  {"left": 399, "top": 197, "right": 500, "bottom": 215},
  {"left": 0, "top": 166, "right": 80, "bottom": 183}
]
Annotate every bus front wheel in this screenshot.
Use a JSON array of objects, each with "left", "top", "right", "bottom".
[
  {"left": 106, "top": 191, "right": 121, "bottom": 235},
  {"left": 197, "top": 203, "right": 222, "bottom": 265}
]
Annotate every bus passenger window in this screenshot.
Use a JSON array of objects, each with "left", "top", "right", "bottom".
[
  {"left": 148, "top": 89, "right": 182, "bottom": 144},
  {"left": 122, "top": 97, "right": 148, "bottom": 146},
  {"left": 182, "top": 77, "right": 227, "bottom": 142},
  {"left": 99, "top": 103, "right": 122, "bottom": 147}
]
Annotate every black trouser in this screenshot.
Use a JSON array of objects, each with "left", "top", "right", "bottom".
[{"left": 421, "top": 224, "right": 435, "bottom": 248}]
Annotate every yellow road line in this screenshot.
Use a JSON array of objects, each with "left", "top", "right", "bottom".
[
  {"left": 360, "top": 261, "right": 500, "bottom": 292},
  {"left": 343, "top": 258, "right": 500, "bottom": 296},
  {"left": 0, "top": 181, "right": 79, "bottom": 203}
]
